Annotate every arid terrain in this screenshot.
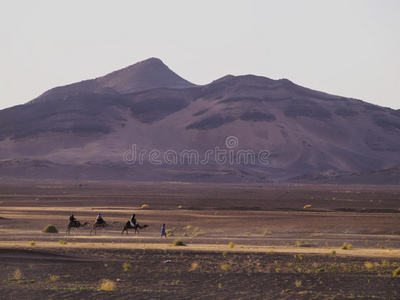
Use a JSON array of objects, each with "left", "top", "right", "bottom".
[{"left": 1, "top": 180, "right": 400, "bottom": 299}]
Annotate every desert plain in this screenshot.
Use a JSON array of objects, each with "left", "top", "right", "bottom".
[{"left": 1, "top": 180, "right": 400, "bottom": 299}]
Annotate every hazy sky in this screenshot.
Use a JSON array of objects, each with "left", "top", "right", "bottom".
[{"left": 1, "top": 0, "right": 399, "bottom": 110}]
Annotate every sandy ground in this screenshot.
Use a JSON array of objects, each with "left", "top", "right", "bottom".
[{"left": 1, "top": 181, "right": 400, "bottom": 299}]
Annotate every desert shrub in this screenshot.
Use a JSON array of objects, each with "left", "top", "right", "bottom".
[
  {"left": 141, "top": 204, "right": 149, "bottom": 209},
  {"left": 365, "top": 262, "right": 374, "bottom": 270},
  {"left": 178, "top": 205, "right": 182, "bottom": 209},
  {"left": 381, "top": 259, "right": 390, "bottom": 267},
  {"left": 59, "top": 240, "right": 67, "bottom": 245},
  {"left": 222, "top": 252, "right": 227, "bottom": 258},
  {"left": 100, "top": 279, "right": 116, "bottom": 291},
  {"left": 393, "top": 268, "right": 400, "bottom": 277},
  {"left": 341, "top": 243, "right": 353, "bottom": 250},
  {"left": 43, "top": 225, "right": 58, "bottom": 233},
  {"left": 166, "top": 229, "right": 174, "bottom": 237},
  {"left": 262, "top": 230, "right": 271, "bottom": 236},
  {"left": 30, "top": 241, "right": 36, "bottom": 246},
  {"left": 331, "top": 250, "right": 336, "bottom": 255},
  {"left": 295, "top": 240, "right": 315, "bottom": 247},
  {"left": 229, "top": 242, "right": 235, "bottom": 249},
  {"left": 13, "top": 269, "right": 23, "bottom": 280},
  {"left": 303, "top": 205, "right": 312, "bottom": 209},
  {"left": 173, "top": 239, "right": 185, "bottom": 246},
  {"left": 48, "top": 274, "right": 60, "bottom": 282},
  {"left": 298, "top": 254, "right": 304, "bottom": 261},
  {"left": 190, "top": 262, "right": 198, "bottom": 271},
  {"left": 221, "top": 264, "right": 229, "bottom": 271},
  {"left": 123, "top": 262, "right": 131, "bottom": 271},
  {"left": 295, "top": 280, "right": 302, "bottom": 287}
]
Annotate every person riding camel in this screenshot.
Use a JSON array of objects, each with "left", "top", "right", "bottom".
[
  {"left": 69, "top": 214, "right": 79, "bottom": 226},
  {"left": 130, "top": 214, "right": 138, "bottom": 227},
  {"left": 96, "top": 213, "right": 104, "bottom": 224}
]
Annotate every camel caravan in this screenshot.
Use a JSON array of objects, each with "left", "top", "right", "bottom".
[{"left": 66, "top": 213, "right": 149, "bottom": 235}]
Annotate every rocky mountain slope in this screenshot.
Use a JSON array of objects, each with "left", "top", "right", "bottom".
[{"left": 1, "top": 58, "right": 399, "bottom": 183}]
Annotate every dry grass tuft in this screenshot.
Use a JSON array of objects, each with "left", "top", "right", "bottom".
[
  {"left": 48, "top": 274, "right": 60, "bottom": 282},
  {"left": 141, "top": 204, "right": 149, "bottom": 209},
  {"left": 100, "top": 279, "right": 116, "bottom": 291},
  {"left": 123, "top": 262, "right": 131, "bottom": 271},
  {"left": 190, "top": 262, "right": 198, "bottom": 271},
  {"left": 295, "top": 240, "right": 315, "bottom": 247},
  {"left": 303, "top": 205, "right": 312, "bottom": 209},
  {"left": 221, "top": 264, "right": 229, "bottom": 271},
  {"left": 13, "top": 269, "right": 23, "bottom": 280},
  {"left": 229, "top": 242, "right": 235, "bottom": 249},
  {"left": 30, "top": 241, "right": 36, "bottom": 246},
  {"left": 295, "top": 280, "right": 302, "bottom": 287},
  {"left": 59, "top": 240, "right": 67, "bottom": 245},
  {"left": 194, "top": 231, "right": 206, "bottom": 237},
  {"left": 365, "top": 262, "right": 374, "bottom": 269}
]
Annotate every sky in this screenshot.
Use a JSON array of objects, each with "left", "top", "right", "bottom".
[{"left": 0, "top": 0, "right": 399, "bottom": 110}]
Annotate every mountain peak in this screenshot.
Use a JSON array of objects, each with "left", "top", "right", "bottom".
[
  {"left": 105, "top": 57, "right": 164, "bottom": 76},
  {"left": 95, "top": 57, "right": 196, "bottom": 94},
  {"left": 30, "top": 58, "right": 196, "bottom": 104}
]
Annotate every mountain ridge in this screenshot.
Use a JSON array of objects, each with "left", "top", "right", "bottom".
[{"left": 1, "top": 58, "right": 400, "bottom": 183}]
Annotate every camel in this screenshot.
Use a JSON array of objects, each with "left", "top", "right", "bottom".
[
  {"left": 66, "top": 221, "right": 89, "bottom": 234},
  {"left": 121, "top": 221, "right": 149, "bottom": 235},
  {"left": 90, "top": 221, "right": 118, "bottom": 235}
]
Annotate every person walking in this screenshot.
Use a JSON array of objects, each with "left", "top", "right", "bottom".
[{"left": 161, "top": 223, "right": 167, "bottom": 238}]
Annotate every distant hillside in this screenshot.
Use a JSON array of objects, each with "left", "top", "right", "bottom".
[{"left": 1, "top": 58, "right": 399, "bottom": 183}]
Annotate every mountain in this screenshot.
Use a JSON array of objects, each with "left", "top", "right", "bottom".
[{"left": 1, "top": 58, "right": 400, "bottom": 183}]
